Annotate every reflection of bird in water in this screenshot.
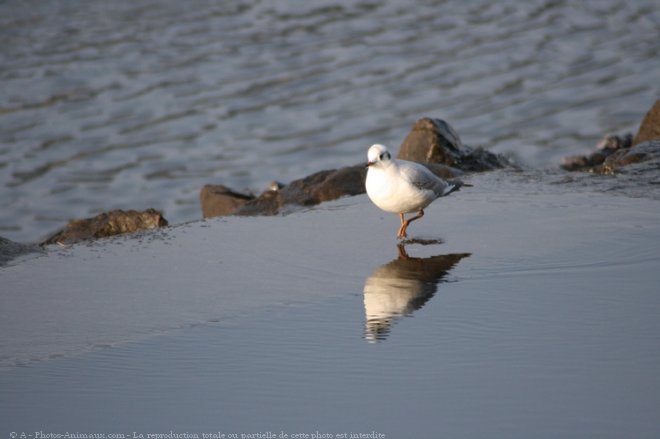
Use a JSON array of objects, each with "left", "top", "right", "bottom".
[{"left": 363, "top": 244, "right": 470, "bottom": 343}]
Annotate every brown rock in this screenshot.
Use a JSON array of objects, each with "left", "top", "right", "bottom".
[
  {"left": 309, "top": 165, "right": 367, "bottom": 202},
  {"left": 199, "top": 117, "right": 481, "bottom": 218},
  {"left": 236, "top": 165, "right": 368, "bottom": 216},
  {"left": 398, "top": 118, "right": 464, "bottom": 165},
  {"left": 42, "top": 208, "right": 168, "bottom": 245},
  {"left": 595, "top": 140, "right": 659, "bottom": 175},
  {"left": 561, "top": 134, "right": 632, "bottom": 172},
  {"left": 233, "top": 185, "right": 282, "bottom": 216},
  {"left": 398, "top": 118, "right": 508, "bottom": 172},
  {"left": 211, "top": 162, "right": 463, "bottom": 217},
  {"left": 633, "top": 99, "right": 660, "bottom": 146},
  {"left": 560, "top": 154, "right": 602, "bottom": 172},
  {"left": 200, "top": 184, "right": 254, "bottom": 218}
]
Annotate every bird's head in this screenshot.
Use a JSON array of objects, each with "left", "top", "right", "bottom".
[{"left": 366, "top": 144, "right": 392, "bottom": 168}]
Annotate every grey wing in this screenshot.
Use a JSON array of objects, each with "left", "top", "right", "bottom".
[{"left": 401, "top": 162, "right": 456, "bottom": 197}]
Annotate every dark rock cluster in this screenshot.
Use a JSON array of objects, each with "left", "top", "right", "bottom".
[
  {"left": 561, "top": 99, "right": 660, "bottom": 175},
  {"left": 35, "top": 116, "right": 501, "bottom": 247},
  {"left": 200, "top": 117, "right": 508, "bottom": 219},
  {"left": 17, "top": 99, "right": 658, "bottom": 249},
  {"left": 201, "top": 165, "right": 369, "bottom": 217},
  {"left": 561, "top": 133, "right": 634, "bottom": 173}
]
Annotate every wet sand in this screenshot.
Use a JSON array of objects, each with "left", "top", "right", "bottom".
[{"left": 2, "top": 171, "right": 660, "bottom": 437}]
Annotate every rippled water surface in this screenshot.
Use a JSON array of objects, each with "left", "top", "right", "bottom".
[{"left": 1, "top": 0, "right": 659, "bottom": 241}]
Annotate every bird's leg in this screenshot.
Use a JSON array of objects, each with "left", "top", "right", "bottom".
[
  {"left": 397, "top": 210, "right": 425, "bottom": 239},
  {"left": 397, "top": 213, "right": 407, "bottom": 239},
  {"left": 407, "top": 209, "right": 425, "bottom": 223}
]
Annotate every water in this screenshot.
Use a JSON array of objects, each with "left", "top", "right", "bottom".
[
  {"left": 1, "top": 0, "right": 659, "bottom": 242},
  {"left": 2, "top": 172, "right": 660, "bottom": 437}
]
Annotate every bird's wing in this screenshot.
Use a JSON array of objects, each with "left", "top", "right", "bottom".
[{"left": 400, "top": 161, "right": 454, "bottom": 197}]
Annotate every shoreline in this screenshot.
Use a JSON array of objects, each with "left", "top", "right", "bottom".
[{"left": 3, "top": 100, "right": 659, "bottom": 251}]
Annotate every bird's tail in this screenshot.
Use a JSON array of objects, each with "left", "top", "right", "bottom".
[{"left": 443, "top": 179, "right": 471, "bottom": 196}]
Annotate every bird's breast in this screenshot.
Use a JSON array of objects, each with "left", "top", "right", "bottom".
[{"left": 366, "top": 168, "right": 434, "bottom": 214}]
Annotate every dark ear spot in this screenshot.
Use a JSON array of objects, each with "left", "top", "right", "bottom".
[{"left": 380, "top": 152, "right": 391, "bottom": 160}]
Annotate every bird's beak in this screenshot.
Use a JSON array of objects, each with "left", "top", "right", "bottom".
[{"left": 366, "top": 161, "right": 375, "bottom": 168}]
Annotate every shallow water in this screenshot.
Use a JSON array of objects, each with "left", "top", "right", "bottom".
[
  {"left": 2, "top": 172, "right": 660, "bottom": 437},
  {"left": 1, "top": 0, "right": 659, "bottom": 241}
]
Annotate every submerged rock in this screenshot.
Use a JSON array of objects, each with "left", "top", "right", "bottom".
[
  {"left": 42, "top": 208, "right": 168, "bottom": 245},
  {"left": 398, "top": 117, "right": 509, "bottom": 172}
]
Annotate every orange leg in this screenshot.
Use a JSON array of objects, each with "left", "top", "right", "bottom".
[{"left": 397, "top": 209, "right": 425, "bottom": 239}]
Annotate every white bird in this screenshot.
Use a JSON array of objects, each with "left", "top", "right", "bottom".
[{"left": 365, "top": 144, "right": 462, "bottom": 239}]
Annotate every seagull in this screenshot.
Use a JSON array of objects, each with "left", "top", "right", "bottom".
[{"left": 365, "top": 144, "right": 462, "bottom": 239}]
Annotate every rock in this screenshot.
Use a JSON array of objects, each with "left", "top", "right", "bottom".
[
  {"left": 561, "top": 135, "right": 660, "bottom": 176},
  {"left": 398, "top": 118, "right": 464, "bottom": 164},
  {"left": 564, "top": 100, "right": 660, "bottom": 173},
  {"left": 306, "top": 165, "right": 367, "bottom": 202},
  {"left": 597, "top": 140, "right": 660, "bottom": 175},
  {"left": 200, "top": 184, "right": 254, "bottom": 218},
  {"left": 201, "top": 117, "right": 477, "bottom": 218},
  {"left": 560, "top": 154, "right": 599, "bottom": 172},
  {"left": 235, "top": 165, "right": 368, "bottom": 216},
  {"left": 42, "top": 208, "right": 168, "bottom": 245},
  {"left": 633, "top": 99, "right": 660, "bottom": 146},
  {"left": 397, "top": 117, "right": 509, "bottom": 172},
  {"left": 200, "top": 117, "right": 486, "bottom": 218},
  {"left": 561, "top": 134, "right": 632, "bottom": 172},
  {"left": 200, "top": 161, "right": 465, "bottom": 218},
  {"left": 0, "top": 236, "right": 42, "bottom": 266},
  {"left": 233, "top": 183, "right": 284, "bottom": 216}
]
